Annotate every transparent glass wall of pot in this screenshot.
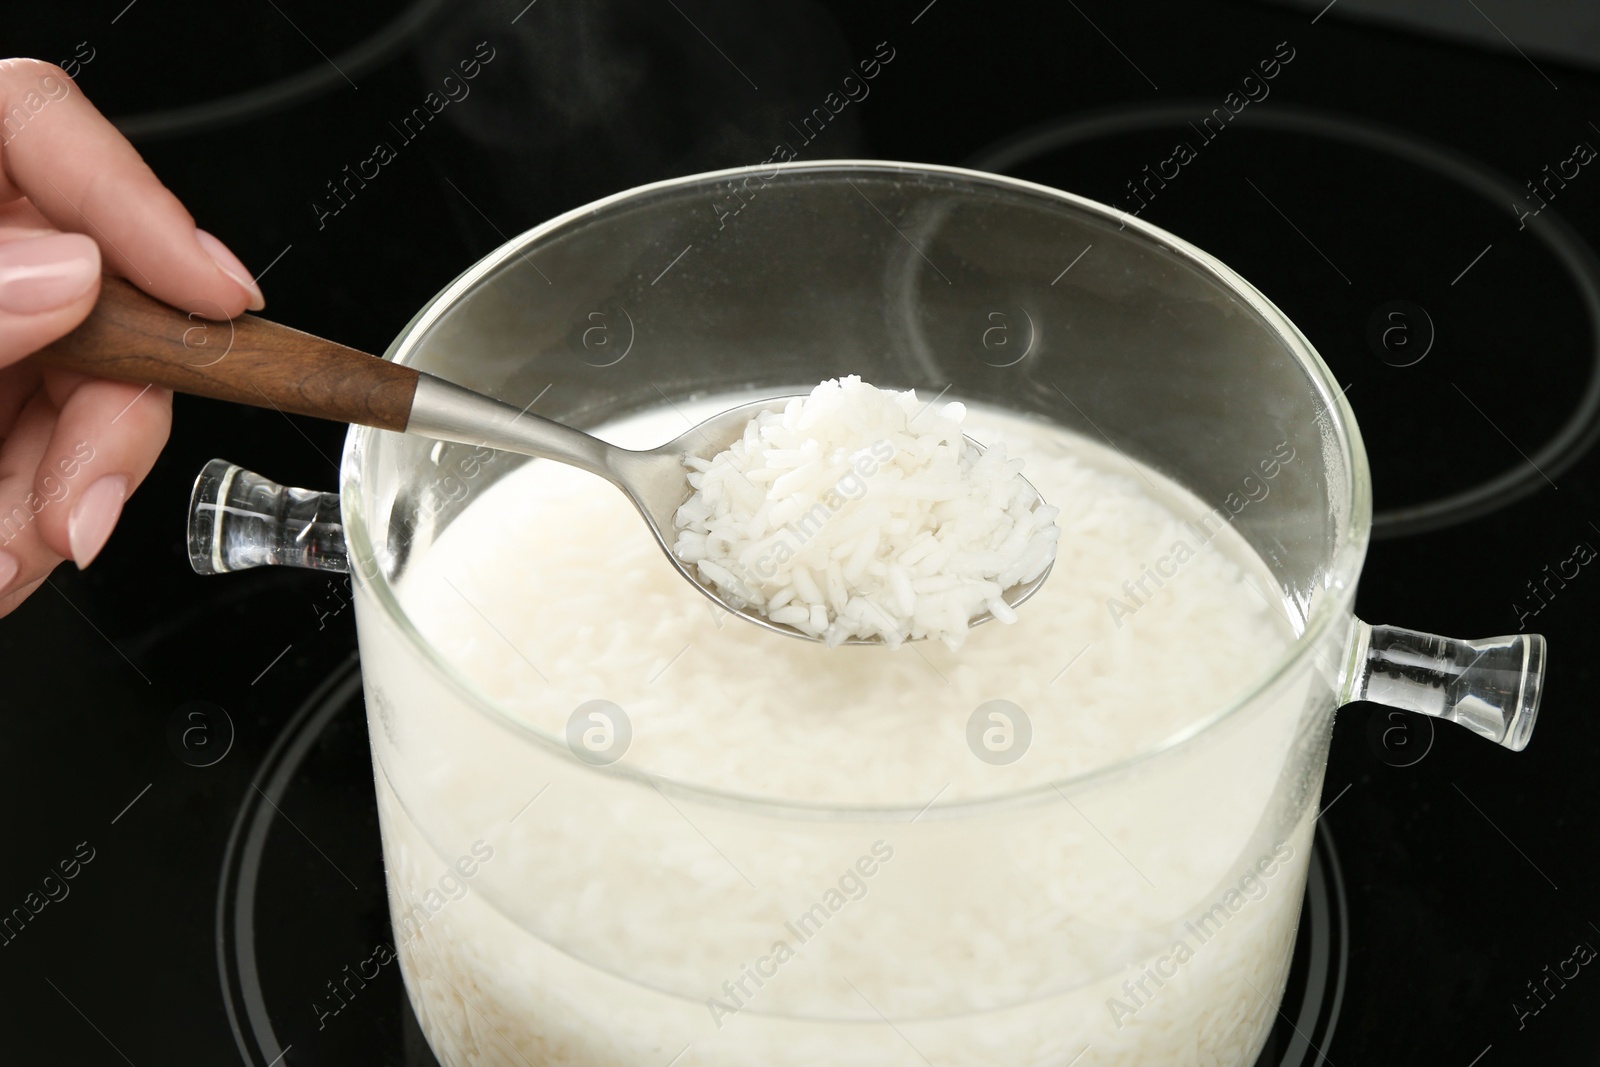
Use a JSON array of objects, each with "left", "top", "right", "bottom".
[{"left": 344, "top": 166, "right": 1351, "bottom": 1065}]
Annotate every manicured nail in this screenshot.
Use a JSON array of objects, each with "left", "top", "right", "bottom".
[
  {"left": 195, "top": 228, "right": 265, "bottom": 311},
  {"left": 0, "top": 549, "right": 17, "bottom": 591},
  {"left": 68, "top": 474, "right": 128, "bottom": 569},
  {"left": 0, "top": 233, "right": 99, "bottom": 314}
]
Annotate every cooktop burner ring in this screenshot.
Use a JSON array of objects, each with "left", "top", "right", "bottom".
[
  {"left": 216, "top": 655, "right": 364, "bottom": 1067},
  {"left": 111, "top": 0, "right": 449, "bottom": 142},
  {"left": 967, "top": 102, "right": 1600, "bottom": 539},
  {"left": 214, "top": 655, "right": 1350, "bottom": 1066}
]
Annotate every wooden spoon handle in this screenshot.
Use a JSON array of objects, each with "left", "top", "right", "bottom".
[{"left": 35, "top": 275, "right": 420, "bottom": 432}]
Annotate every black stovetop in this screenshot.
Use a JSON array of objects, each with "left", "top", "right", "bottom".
[{"left": 4, "top": 1, "right": 1599, "bottom": 1063}]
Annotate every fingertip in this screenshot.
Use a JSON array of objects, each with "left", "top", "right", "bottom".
[
  {"left": 0, "top": 231, "right": 99, "bottom": 315},
  {"left": 0, "top": 232, "right": 102, "bottom": 369},
  {"left": 29, "top": 378, "right": 170, "bottom": 567},
  {"left": 66, "top": 471, "right": 127, "bottom": 568},
  {"left": 195, "top": 229, "right": 265, "bottom": 312}
]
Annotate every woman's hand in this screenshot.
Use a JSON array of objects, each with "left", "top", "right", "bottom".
[{"left": 0, "top": 58, "right": 263, "bottom": 617}]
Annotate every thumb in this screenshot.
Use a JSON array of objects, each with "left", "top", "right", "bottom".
[{"left": 0, "top": 230, "right": 101, "bottom": 369}]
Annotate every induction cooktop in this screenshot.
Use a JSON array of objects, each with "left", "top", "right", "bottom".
[{"left": 3, "top": 1, "right": 1597, "bottom": 1063}]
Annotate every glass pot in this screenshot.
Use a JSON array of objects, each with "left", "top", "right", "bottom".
[{"left": 188, "top": 162, "right": 1545, "bottom": 1066}]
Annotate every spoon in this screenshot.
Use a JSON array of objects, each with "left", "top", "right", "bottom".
[{"left": 38, "top": 276, "right": 1050, "bottom": 643}]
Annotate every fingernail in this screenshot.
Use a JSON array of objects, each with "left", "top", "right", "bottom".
[
  {"left": 68, "top": 474, "right": 128, "bottom": 569},
  {"left": 0, "top": 233, "right": 99, "bottom": 314},
  {"left": 0, "top": 549, "right": 17, "bottom": 591},
  {"left": 195, "top": 229, "right": 265, "bottom": 311}
]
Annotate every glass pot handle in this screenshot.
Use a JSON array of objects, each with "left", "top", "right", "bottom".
[
  {"left": 187, "top": 459, "right": 348, "bottom": 575},
  {"left": 1343, "top": 620, "right": 1545, "bottom": 751}
]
